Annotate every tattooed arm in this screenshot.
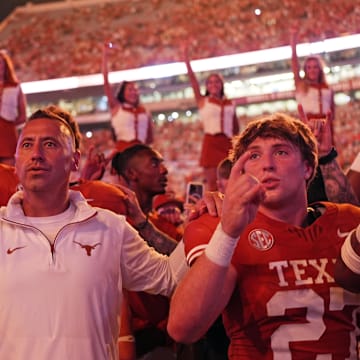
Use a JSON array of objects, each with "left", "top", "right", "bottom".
[
  {"left": 116, "top": 184, "right": 178, "bottom": 255},
  {"left": 301, "top": 112, "right": 359, "bottom": 205},
  {"left": 320, "top": 158, "right": 359, "bottom": 205},
  {"left": 134, "top": 216, "right": 178, "bottom": 256}
]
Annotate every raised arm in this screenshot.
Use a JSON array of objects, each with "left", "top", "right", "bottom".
[
  {"left": 168, "top": 153, "right": 265, "bottom": 342},
  {"left": 319, "top": 155, "right": 359, "bottom": 205},
  {"left": 145, "top": 114, "right": 154, "bottom": 145},
  {"left": 102, "top": 43, "right": 117, "bottom": 110},
  {"left": 15, "top": 86, "right": 27, "bottom": 126},
  {"left": 290, "top": 26, "right": 301, "bottom": 90},
  {"left": 317, "top": 117, "right": 358, "bottom": 205},
  {"left": 182, "top": 42, "right": 203, "bottom": 105},
  {"left": 301, "top": 108, "right": 359, "bottom": 205}
]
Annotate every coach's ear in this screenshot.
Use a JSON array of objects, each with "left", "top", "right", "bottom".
[{"left": 71, "top": 150, "right": 81, "bottom": 172}]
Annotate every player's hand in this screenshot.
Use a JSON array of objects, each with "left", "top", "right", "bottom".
[{"left": 221, "top": 151, "right": 265, "bottom": 238}]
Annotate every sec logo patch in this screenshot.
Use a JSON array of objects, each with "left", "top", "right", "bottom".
[{"left": 248, "top": 229, "right": 274, "bottom": 251}]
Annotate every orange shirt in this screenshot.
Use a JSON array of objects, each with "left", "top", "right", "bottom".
[
  {"left": 0, "top": 164, "right": 18, "bottom": 206},
  {"left": 70, "top": 179, "right": 127, "bottom": 215}
]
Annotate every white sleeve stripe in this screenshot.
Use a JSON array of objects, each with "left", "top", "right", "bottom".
[
  {"left": 341, "top": 229, "right": 360, "bottom": 274},
  {"left": 186, "top": 244, "right": 207, "bottom": 266}
]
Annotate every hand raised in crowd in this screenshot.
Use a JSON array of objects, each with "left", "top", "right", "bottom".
[
  {"left": 298, "top": 104, "right": 333, "bottom": 156},
  {"left": 102, "top": 40, "right": 114, "bottom": 53},
  {"left": 180, "top": 39, "right": 191, "bottom": 60},
  {"left": 80, "top": 146, "right": 111, "bottom": 181},
  {"left": 289, "top": 23, "right": 300, "bottom": 39}
]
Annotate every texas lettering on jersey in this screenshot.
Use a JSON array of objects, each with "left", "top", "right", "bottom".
[{"left": 269, "top": 257, "right": 335, "bottom": 287}]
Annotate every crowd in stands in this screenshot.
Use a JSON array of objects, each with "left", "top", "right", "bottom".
[
  {"left": 79, "top": 100, "right": 360, "bottom": 198},
  {"left": 0, "top": 0, "right": 359, "bottom": 82},
  {"left": 0, "top": 0, "right": 359, "bottom": 198}
]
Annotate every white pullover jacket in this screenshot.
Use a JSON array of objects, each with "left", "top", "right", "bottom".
[{"left": 0, "top": 190, "right": 176, "bottom": 360}]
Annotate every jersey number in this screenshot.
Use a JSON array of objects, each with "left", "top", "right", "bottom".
[{"left": 267, "top": 288, "right": 360, "bottom": 360}]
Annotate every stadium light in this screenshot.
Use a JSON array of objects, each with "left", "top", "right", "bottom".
[{"left": 21, "top": 33, "right": 360, "bottom": 95}]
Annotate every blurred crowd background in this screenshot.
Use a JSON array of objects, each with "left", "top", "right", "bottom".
[{"left": 0, "top": 0, "right": 359, "bottom": 197}]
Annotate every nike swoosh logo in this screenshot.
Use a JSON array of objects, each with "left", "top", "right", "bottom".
[
  {"left": 337, "top": 228, "right": 350, "bottom": 238},
  {"left": 7, "top": 246, "right": 26, "bottom": 254}
]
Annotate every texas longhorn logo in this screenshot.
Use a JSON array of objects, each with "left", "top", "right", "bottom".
[{"left": 73, "top": 241, "right": 101, "bottom": 256}]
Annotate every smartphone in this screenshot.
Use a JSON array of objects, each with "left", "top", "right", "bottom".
[{"left": 185, "top": 182, "right": 204, "bottom": 204}]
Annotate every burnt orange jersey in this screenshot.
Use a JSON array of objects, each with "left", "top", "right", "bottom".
[
  {"left": 0, "top": 164, "right": 18, "bottom": 206},
  {"left": 184, "top": 203, "right": 360, "bottom": 359}
]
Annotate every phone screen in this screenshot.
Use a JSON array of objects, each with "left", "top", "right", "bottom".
[{"left": 186, "top": 182, "right": 204, "bottom": 204}]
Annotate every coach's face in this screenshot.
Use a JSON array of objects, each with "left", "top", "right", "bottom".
[{"left": 15, "top": 118, "right": 79, "bottom": 194}]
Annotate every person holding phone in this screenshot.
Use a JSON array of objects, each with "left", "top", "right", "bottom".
[{"left": 185, "top": 182, "right": 204, "bottom": 205}]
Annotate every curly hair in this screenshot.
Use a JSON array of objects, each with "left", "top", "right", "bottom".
[{"left": 229, "top": 113, "right": 318, "bottom": 184}]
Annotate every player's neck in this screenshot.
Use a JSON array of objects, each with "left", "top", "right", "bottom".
[{"left": 259, "top": 203, "right": 308, "bottom": 227}]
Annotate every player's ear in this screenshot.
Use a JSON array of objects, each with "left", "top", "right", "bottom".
[{"left": 303, "top": 161, "right": 313, "bottom": 181}]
